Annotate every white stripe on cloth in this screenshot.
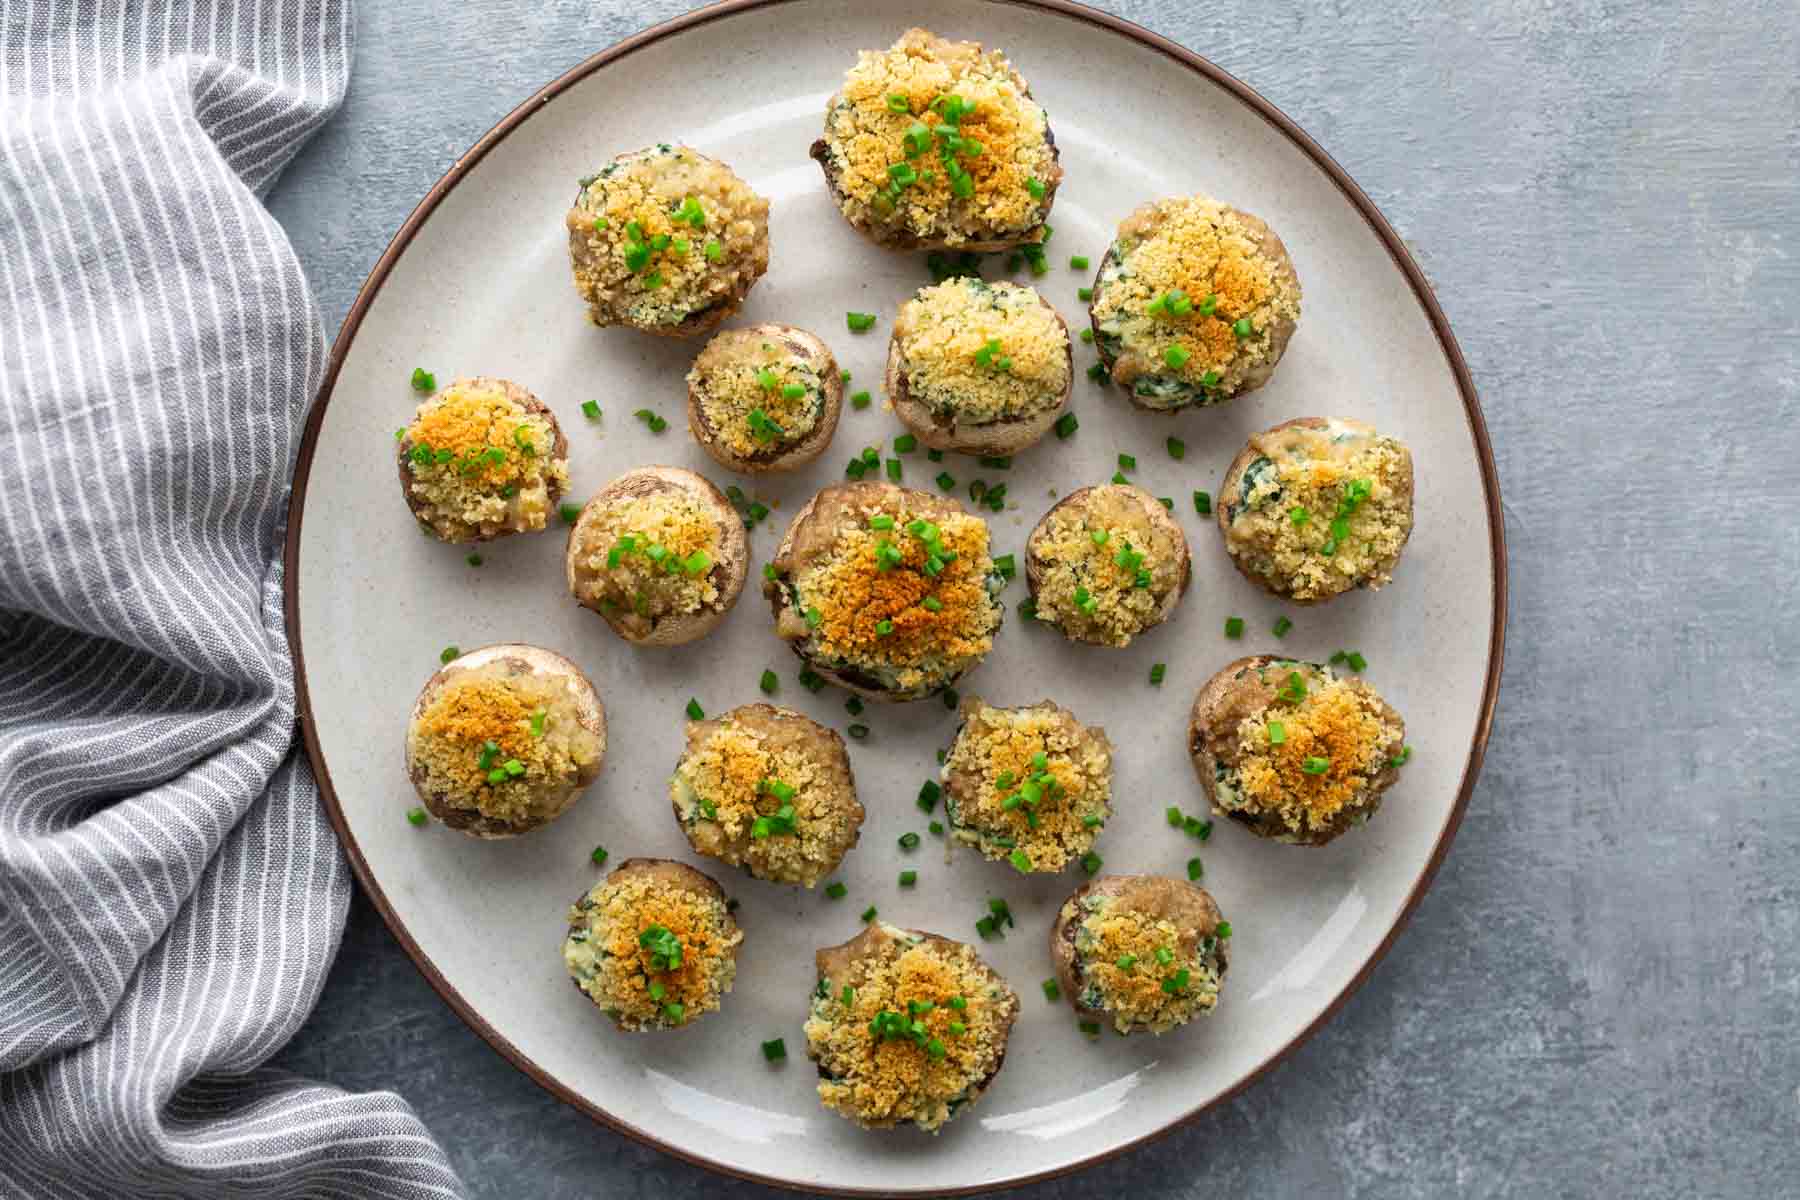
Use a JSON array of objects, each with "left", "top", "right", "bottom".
[{"left": 0, "top": 3, "right": 463, "bottom": 1196}]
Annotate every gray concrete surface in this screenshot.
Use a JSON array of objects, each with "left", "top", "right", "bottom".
[{"left": 266, "top": 1, "right": 1800, "bottom": 1196}]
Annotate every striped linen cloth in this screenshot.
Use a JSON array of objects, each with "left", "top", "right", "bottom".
[{"left": 0, "top": 3, "right": 462, "bottom": 1196}]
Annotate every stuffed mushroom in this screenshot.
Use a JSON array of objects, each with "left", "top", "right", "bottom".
[
  {"left": 563, "top": 857, "right": 743, "bottom": 1032},
  {"left": 670, "top": 703, "right": 863, "bottom": 887},
  {"left": 685, "top": 324, "right": 843, "bottom": 473},
  {"left": 566, "top": 466, "right": 748, "bottom": 646},
  {"left": 1088, "top": 194, "right": 1301, "bottom": 410},
  {"left": 804, "top": 921, "right": 1020, "bottom": 1131},
  {"left": 887, "top": 278, "right": 1071, "bottom": 456},
  {"left": 940, "top": 696, "right": 1112, "bottom": 873},
  {"left": 565, "top": 144, "right": 771, "bottom": 337},
  {"left": 809, "top": 28, "right": 1060, "bottom": 252},
  {"left": 1024, "top": 483, "right": 1191, "bottom": 647},
  {"left": 1189, "top": 655, "right": 1407, "bottom": 846},
  {"left": 1217, "top": 417, "right": 1415, "bottom": 603},
  {"left": 1050, "top": 874, "right": 1230, "bottom": 1036},
  {"left": 396, "top": 376, "right": 570, "bottom": 543},
  {"left": 764, "top": 481, "right": 1005, "bottom": 702},
  {"left": 405, "top": 644, "right": 605, "bottom": 838}
]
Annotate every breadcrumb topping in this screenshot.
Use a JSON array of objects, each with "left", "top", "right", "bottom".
[
  {"left": 895, "top": 279, "right": 1069, "bottom": 426},
  {"left": 400, "top": 378, "right": 568, "bottom": 541},
  {"left": 566, "top": 144, "right": 769, "bottom": 330},
  {"left": 687, "top": 329, "right": 823, "bottom": 460},
  {"left": 805, "top": 924, "right": 1018, "bottom": 1130},
  {"left": 672, "top": 706, "right": 860, "bottom": 887},
  {"left": 941, "top": 699, "right": 1111, "bottom": 871},
  {"left": 819, "top": 28, "right": 1057, "bottom": 245},
  {"left": 570, "top": 487, "right": 726, "bottom": 636},
  {"left": 408, "top": 661, "right": 601, "bottom": 826},
  {"left": 565, "top": 867, "right": 742, "bottom": 1031},
  {"left": 1069, "top": 895, "right": 1223, "bottom": 1034},
  {"left": 1091, "top": 195, "right": 1301, "bottom": 406},
  {"left": 1223, "top": 419, "right": 1413, "bottom": 600},
  {"left": 1028, "top": 485, "right": 1184, "bottom": 646},
  {"left": 780, "top": 486, "right": 1001, "bottom": 696},
  {"left": 1220, "top": 663, "right": 1403, "bottom": 836}
]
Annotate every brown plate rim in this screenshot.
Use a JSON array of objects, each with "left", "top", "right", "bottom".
[{"left": 282, "top": 0, "right": 1508, "bottom": 1193}]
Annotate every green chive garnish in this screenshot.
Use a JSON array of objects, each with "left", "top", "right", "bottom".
[
  {"left": 1273, "top": 616, "right": 1292, "bottom": 638},
  {"left": 1194, "top": 491, "right": 1212, "bottom": 516},
  {"left": 686, "top": 698, "right": 704, "bottom": 720},
  {"left": 1054, "top": 412, "right": 1078, "bottom": 438},
  {"left": 825, "top": 881, "right": 847, "bottom": 899},
  {"left": 761, "top": 1038, "right": 787, "bottom": 1061},
  {"left": 759, "top": 669, "right": 778, "bottom": 694},
  {"left": 1225, "top": 616, "right": 1244, "bottom": 638},
  {"left": 406, "top": 807, "right": 428, "bottom": 827},
  {"left": 409, "top": 367, "right": 435, "bottom": 392},
  {"left": 590, "top": 845, "right": 607, "bottom": 866},
  {"left": 846, "top": 311, "right": 877, "bottom": 332}
]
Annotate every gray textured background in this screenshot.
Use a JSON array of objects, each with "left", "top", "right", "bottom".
[{"left": 266, "top": 1, "right": 1800, "bottom": 1196}]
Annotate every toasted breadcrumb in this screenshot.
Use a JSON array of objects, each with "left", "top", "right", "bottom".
[
  {"left": 565, "top": 865, "right": 742, "bottom": 1031},
  {"left": 566, "top": 145, "right": 769, "bottom": 330},
  {"left": 819, "top": 29, "right": 1057, "bottom": 246},
  {"left": 805, "top": 924, "right": 1018, "bottom": 1130},
  {"left": 894, "top": 278, "right": 1069, "bottom": 426},
  {"left": 941, "top": 699, "right": 1111, "bottom": 871},
  {"left": 400, "top": 377, "right": 568, "bottom": 541},
  {"left": 1222, "top": 419, "right": 1413, "bottom": 600}
]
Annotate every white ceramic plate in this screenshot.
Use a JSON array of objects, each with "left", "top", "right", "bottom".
[{"left": 288, "top": 0, "right": 1504, "bottom": 1192}]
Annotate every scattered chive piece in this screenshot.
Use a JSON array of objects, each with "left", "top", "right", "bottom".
[
  {"left": 917, "top": 780, "right": 940, "bottom": 813},
  {"left": 1149, "top": 662, "right": 1166, "bottom": 686},
  {"left": 869, "top": 514, "right": 895, "bottom": 530},
  {"left": 759, "top": 669, "right": 778, "bottom": 694},
  {"left": 581, "top": 399, "right": 601, "bottom": 420},
  {"left": 899, "top": 832, "right": 921, "bottom": 851},
  {"left": 860, "top": 905, "right": 878, "bottom": 923},
  {"left": 409, "top": 367, "right": 435, "bottom": 392},
  {"left": 979, "top": 455, "right": 1012, "bottom": 469},
  {"left": 1087, "top": 362, "right": 1107, "bottom": 382},
  {"left": 894, "top": 434, "right": 918, "bottom": 453},
  {"left": 927, "top": 448, "right": 944, "bottom": 461},
  {"left": 1273, "top": 616, "right": 1293, "bottom": 638},
  {"left": 1116, "top": 954, "right": 1138, "bottom": 972},
  {"left": 704, "top": 237, "right": 723, "bottom": 262},
  {"left": 1391, "top": 744, "right": 1413, "bottom": 767},
  {"left": 899, "top": 870, "right": 918, "bottom": 887},
  {"left": 929, "top": 820, "right": 944, "bottom": 835},
  {"left": 1166, "top": 805, "right": 1183, "bottom": 827},
  {"left": 633, "top": 408, "right": 668, "bottom": 433},
  {"left": 1079, "top": 328, "right": 1094, "bottom": 343},
  {"left": 886, "top": 458, "right": 902, "bottom": 482},
  {"left": 1111, "top": 471, "right": 1127, "bottom": 485},
  {"left": 591, "top": 845, "right": 607, "bottom": 866},
  {"left": 465, "top": 553, "right": 483, "bottom": 567},
  {"left": 1194, "top": 490, "right": 1212, "bottom": 516},
  {"left": 1079, "top": 1020, "right": 1101, "bottom": 1038},
  {"left": 1117, "top": 452, "right": 1136, "bottom": 471},
  {"left": 1042, "top": 979, "right": 1061, "bottom": 1002},
  {"left": 1054, "top": 412, "right": 1079, "bottom": 439},
  {"left": 1008, "top": 848, "right": 1032, "bottom": 872},
  {"left": 1166, "top": 436, "right": 1185, "bottom": 460},
  {"left": 847, "top": 723, "right": 869, "bottom": 740},
  {"left": 1225, "top": 616, "right": 1244, "bottom": 638},
  {"left": 761, "top": 1038, "right": 787, "bottom": 1062},
  {"left": 1267, "top": 720, "right": 1288, "bottom": 745},
  {"left": 1069, "top": 254, "right": 1090, "bottom": 270},
  {"left": 841, "top": 369, "right": 852, "bottom": 383},
  {"left": 1078, "top": 286, "right": 1094, "bottom": 301},
  {"left": 1159, "top": 497, "right": 1174, "bottom": 509},
  {"left": 825, "top": 881, "right": 847, "bottom": 899},
  {"left": 1234, "top": 317, "right": 1253, "bottom": 338},
  {"left": 1199, "top": 294, "right": 1218, "bottom": 316},
  {"left": 1346, "top": 651, "right": 1368, "bottom": 672},
  {"left": 558, "top": 502, "right": 581, "bottom": 525},
  {"left": 847, "top": 696, "right": 865, "bottom": 715},
  {"left": 851, "top": 389, "right": 872, "bottom": 409},
  {"left": 1081, "top": 851, "right": 1102, "bottom": 875},
  {"left": 1164, "top": 345, "right": 1191, "bottom": 369},
  {"left": 798, "top": 668, "right": 825, "bottom": 692},
  {"left": 934, "top": 470, "right": 957, "bottom": 492},
  {"left": 438, "top": 645, "right": 459, "bottom": 664},
  {"left": 1187, "top": 857, "right": 1204, "bottom": 882},
  {"left": 1026, "top": 177, "right": 1046, "bottom": 200},
  {"left": 1161, "top": 969, "right": 1190, "bottom": 995},
  {"left": 875, "top": 619, "right": 894, "bottom": 636},
  {"left": 846, "top": 311, "right": 877, "bottom": 332},
  {"left": 406, "top": 807, "right": 428, "bottom": 827},
  {"left": 684, "top": 698, "right": 705, "bottom": 721},
  {"left": 1302, "top": 756, "right": 1331, "bottom": 775}
]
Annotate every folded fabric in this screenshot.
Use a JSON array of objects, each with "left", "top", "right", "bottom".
[{"left": 0, "top": 3, "right": 462, "bottom": 1195}]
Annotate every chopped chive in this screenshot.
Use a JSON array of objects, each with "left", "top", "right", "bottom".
[
  {"left": 704, "top": 237, "right": 723, "bottom": 262},
  {"left": 465, "top": 553, "right": 482, "bottom": 567},
  {"left": 558, "top": 502, "right": 581, "bottom": 525},
  {"left": 1164, "top": 344, "right": 1191, "bottom": 369},
  {"left": 1079, "top": 1020, "right": 1100, "bottom": 1038},
  {"left": 1216, "top": 921, "right": 1233, "bottom": 939},
  {"left": 1166, "top": 436, "right": 1185, "bottom": 460},
  {"left": 581, "top": 399, "right": 601, "bottom": 420},
  {"left": 899, "top": 831, "right": 922, "bottom": 851},
  {"left": 406, "top": 807, "right": 428, "bottom": 827},
  {"left": 1273, "top": 616, "right": 1293, "bottom": 638},
  {"left": 898, "top": 870, "right": 918, "bottom": 887},
  {"left": 1166, "top": 806, "right": 1183, "bottom": 827},
  {"left": 438, "top": 645, "right": 460, "bottom": 664},
  {"left": 1268, "top": 721, "right": 1286, "bottom": 744},
  {"left": 886, "top": 458, "right": 902, "bottom": 482},
  {"left": 684, "top": 698, "right": 705, "bottom": 721},
  {"left": 590, "top": 845, "right": 607, "bottom": 866},
  {"left": 1053, "top": 412, "right": 1079, "bottom": 439},
  {"left": 847, "top": 723, "right": 869, "bottom": 740},
  {"left": 851, "top": 389, "right": 871, "bottom": 410},
  {"left": 1149, "top": 662, "right": 1166, "bottom": 686},
  {"left": 633, "top": 408, "right": 668, "bottom": 433},
  {"left": 1302, "top": 756, "right": 1331, "bottom": 775},
  {"left": 1079, "top": 328, "right": 1094, "bottom": 343},
  {"left": 1026, "top": 177, "right": 1046, "bottom": 200},
  {"left": 1234, "top": 317, "right": 1253, "bottom": 338},
  {"left": 978, "top": 456, "right": 1012, "bottom": 470},
  {"left": 1346, "top": 651, "right": 1368, "bottom": 672},
  {"left": 846, "top": 696, "right": 864, "bottom": 715},
  {"left": 798, "top": 668, "right": 825, "bottom": 693},
  {"left": 1391, "top": 744, "right": 1413, "bottom": 767},
  {"left": 1225, "top": 616, "right": 1245, "bottom": 638},
  {"left": 409, "top": 367, "right": 436, "bottom": 392},
  {"left": 1194, "top": 490, "right": 1212, "bottom": 516},
  {"left": 759, "top": 669, "right": 778, "bottom": 694},
  {"left": 917, "top": 780, "right": 940, "bottom": 813},
  {"left": 846, "top": 311, "right": 877, "bottom": 332},
  {"left": 860, "top": 905, "right": 878, "bottom": 923},
  {"left": 1008, "top": 848, "right": 1032, "bottom": 872},
  {"left": 1042, "top": 979, "right": 1061, "bottom": 1002},
  {"left": 1117, "top": 453, "right": 1136, "bottom": 471},
  {"left": 894, "top": 434, "right": 918, "bottom": 453},
  {"left": 1081, "top": 851, "right": 1102, "bottom": 875},
  {"left": 825, "top": 881, "right": 847, "bottom": 899},
  {"left": 1111, "top": 471, "right": 1127, "bottom": 485},
  {"left": 886, "top": 92, "right": 911, "bottom": 113},
  {"left": 1069, "top": 255, "right": 1089, "bottom": 270},
  {"left": 1078, "top": 286, "right": 1093, "bottom": 301},
  {"left": 1187, "top": 857, "right": 1204, "bottom": 882},
  {"left": 761, "top": 1038, "right": 787, "bottom": 1061},
  {"left": 1198, "top": 294, "right": 1218, "bottom": 316},
  {"left": 1088, "top": 362, "right": 1107, "bottom": 382},
  {"left": 875, "top": 619, "right": 894, "bottom": 636}
]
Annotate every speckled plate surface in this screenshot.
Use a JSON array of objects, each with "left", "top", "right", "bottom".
[{"left": 286, "top": 0, "right": 1504, "bottom": 1192}]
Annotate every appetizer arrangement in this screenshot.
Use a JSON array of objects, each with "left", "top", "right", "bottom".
[{"left": 391, "top": 27, "right": 1417, "bottom": 1136}]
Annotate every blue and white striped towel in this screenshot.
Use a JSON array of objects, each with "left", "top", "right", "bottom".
[{"left": 0, "top": 4, "right": 461, "bottom": 1195}]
